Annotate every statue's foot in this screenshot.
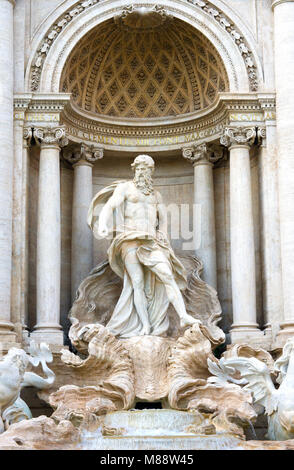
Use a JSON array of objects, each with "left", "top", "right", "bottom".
[
  {"left": 142, "top": 324, "right": 151, "bottom": 335},
  {"left": 180, "top": 314, "right": 201, "bottom": 328}
]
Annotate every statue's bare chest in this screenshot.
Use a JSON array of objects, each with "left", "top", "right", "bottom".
[{"left": 125, "top": 185, "right": 157, "bottom": 206}]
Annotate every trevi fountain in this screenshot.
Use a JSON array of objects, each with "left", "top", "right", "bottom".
[{"left": 0, "top": 0, "right": 294, "bottom": 452}]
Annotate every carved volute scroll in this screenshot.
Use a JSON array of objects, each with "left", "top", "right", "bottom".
[
  {"left": 220, "top": 126, "right": 257, "bottom": 148},
  {"left": 63, "top": 142, "right": 103, "bottom": 165},
  {"left": 182, "top": 142, "right": 224, "bottom": 166},
  {"left": 33, "top": 127, "right": 68, "bottom": 148}
]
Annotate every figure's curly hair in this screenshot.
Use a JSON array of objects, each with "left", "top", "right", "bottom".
[{"left": 131, "top": 154, "right": 155, "bottom": 172}]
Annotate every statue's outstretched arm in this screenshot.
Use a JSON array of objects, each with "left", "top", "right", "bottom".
[{"left": 98, "top": 183, "right": 126, "bottom": 237}]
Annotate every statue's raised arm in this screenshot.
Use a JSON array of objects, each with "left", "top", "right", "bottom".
[{"left": 97, "top": 183, "right": 127, "bottom": 238}]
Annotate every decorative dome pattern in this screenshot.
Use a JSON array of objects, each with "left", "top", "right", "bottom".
[{"left": 61, "top": 18, "right": 229, "bottom": 119}]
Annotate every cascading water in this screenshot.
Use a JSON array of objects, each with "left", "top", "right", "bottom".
[{"left": 76, "top": 410, "right": 246, "bottom": 450}]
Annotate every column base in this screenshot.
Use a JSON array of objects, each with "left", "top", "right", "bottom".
[
  {"left": 229, "top": 323, "right": 264, "bottom": 345},
  {"left": 0, "top": 321, "right": 18, "bottom": 344},
  {"left": 30, "top": 324, "right": 64, "bottom": 345},
  {"left": 274, "top": 322, "right": 294, "bottom": 349}
]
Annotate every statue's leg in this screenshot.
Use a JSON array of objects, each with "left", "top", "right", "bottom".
[
  {"left": 124, "top": 249, "right": 151, "bottom": 335},
  {"left": 151, "top": 262, "right": 200, "bottom": 328}
]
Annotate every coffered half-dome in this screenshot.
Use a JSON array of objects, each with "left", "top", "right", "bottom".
[{"left": 60, "top": 16, "right": 229, "bottom": 119}]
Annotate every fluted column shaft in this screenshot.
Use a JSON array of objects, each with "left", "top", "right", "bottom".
[
  {"left": 221, "top": 127, "right": 262, "bottom": 342},
  {"left": 32, "top": 128, "right": 67, "bottom": 344},
  {"left": 183, "top": 144, "right": 221, "bottom": 289},
  {"left": 64, "top": 143, "right": 103, "bottom": 301},
  {"left": 72, "top": 162, "right": 94, "bottom": 300},
  {"left": 258, "top": 126, "right": 283, "bottom": 341},
  {"left": 0, "top": 0, "right": 16, "bottom": 341},
  {"left": 272, "top": 0, "right": 294, "bottom": 340},
  {"left": 11, "top": 118, "right": 31, "bottom": 341}
]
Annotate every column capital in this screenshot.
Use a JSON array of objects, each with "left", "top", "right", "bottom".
[
  {"left": 257, "top": 127, "right": 266, "bottom": 147},
  {"left": 182, "top": 143, "right": 223, "bottom": 166},
  {"left": 64, "top": 142, "right": 104, "bottom": 166},
  {"left": 272, "top": 0, "right": 294, "bottom": 10},
  {"left": 34, "top": 127, "right": 68, "bottom": 149},
  {"left": 220, "top": 126, "right": 256, "bottom": 149},
  {"left": 23, "top": 127, "right": 33, "bottom": 148}
]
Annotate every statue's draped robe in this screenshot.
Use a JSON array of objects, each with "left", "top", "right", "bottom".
[{"left": 88, "top": 182, "right": 187, "bottom": 338}]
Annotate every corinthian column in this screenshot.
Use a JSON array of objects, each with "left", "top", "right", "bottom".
[
  {"left": 272, "top": 0, "right": 294, "bottom": 342},
  {"left": 221, "top": 127, "right": 262, "bottom": 342},
  {"left": 11, "top": 118, "right": 32, "bottom": 341},
  {"left": 0, "top": 0, "right": 16, "bottom": 343},
  {"left": 182, "top": 143, "right": 222, "bottom": 289},
  {"left": 32, "top": 127, "right": 68, "bottom": 345},
  {"left": 258, "top": 126, "right": 283, "bottom": 343},
  {"left": 64, "top": 143, "right": 103, "bottom": 300}
]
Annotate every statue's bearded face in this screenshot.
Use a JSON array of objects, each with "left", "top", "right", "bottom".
[{"left": 133, "top": 163, "right": 154, "bottom": 195}]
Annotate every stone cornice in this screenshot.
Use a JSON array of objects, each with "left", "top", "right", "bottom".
[
  {"left": 14, "top": 94, "right": 33, "bottom": 110},
  {"left": 18, "top": 93, "right": 275, "bottom": 151},
  {"left": 59, "top": 93, "right": 275, "bottom": 151},
  {"left": 272, "top": 0, "right": 294, "bottom": 10},
  {"left": 28, "top": 93, "right": 71, "bottom": 113}
]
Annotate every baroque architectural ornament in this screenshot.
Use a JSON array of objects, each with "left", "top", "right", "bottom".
[
  {"left": 182, "top": 142, "right": 224, "bottom": 165},
  {"left": 114, "top": 5, "right": 173, "bottom": 31},
  {"left": 0, "top": 342, "right": 55, "bottom": 433},
  {"left": 63, "top": 142, "right": 103, "bottom": 165},
  {"left": 23, "top": 127, "right": 33, "bottom": 145},
  {"left": 208, "top": 338, "right": 294, "bottom": 441},
  {"left": 61, "top": 18, "right": 228, "bottom": 118},
  {"left": 29, "top": 0, "right": 258, "bottom": 93},
  {"left": 220, "top": 126, "right": 257, "bottom": 148},
  {"left": 33, "top": 127, "right": 69, "bottom": 147}
]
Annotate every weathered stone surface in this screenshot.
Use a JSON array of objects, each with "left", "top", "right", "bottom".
[{"left": 0, "top": 416, "right": 79, "bottom": 450}]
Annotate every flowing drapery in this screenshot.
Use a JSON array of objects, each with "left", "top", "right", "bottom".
[{"left": 88, "top": 182, "right": 187, "bottom": 338}]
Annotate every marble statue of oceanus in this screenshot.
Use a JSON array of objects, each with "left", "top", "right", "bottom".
[{"left": 87, "top": 154, "right": 200, "bottom": 338}]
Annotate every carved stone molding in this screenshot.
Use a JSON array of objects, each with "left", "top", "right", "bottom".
[
  {"left": 63, "top": 142, "right": 103, "bottom": 165},
  {"left": 182, "top": 142, "right": 224, "bottom": 165},
  {"left": 114, "top": 5, "right": 173, "bottom": 31},
  {"left": 220, "top": 126, "right": 256, "bottom": 148},
  {"left": 257, "top": 127, "right": 266, "bottom": 146},
  {"left": 33, "top": 127, "right": 68, "bottom": 148},
  {"left": 29, "top": 0, "right": 259, "bottom": 92},
  {"left": 23, "top": 128, "right": 33, "bottom": 147},
  {"left": 272, "top": 0, "right": 294, "bottom": 9},
  {"left": 61, "top": 94, "right": 274, "bottom": 152}
]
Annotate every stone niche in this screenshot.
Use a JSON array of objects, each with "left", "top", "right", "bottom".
[{"left": 60, "top": 17, "right": 228, "bottom": 119}]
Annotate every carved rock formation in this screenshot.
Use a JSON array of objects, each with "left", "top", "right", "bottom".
[
  {"left": 38, "top": 324, "right": 135, "bottom": 418},
  {"left": 69, "top": 255, "right": 224, "bottom": 343},
  {"left": 0, "top": 416, "right": 79, "bottom": 450}
]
